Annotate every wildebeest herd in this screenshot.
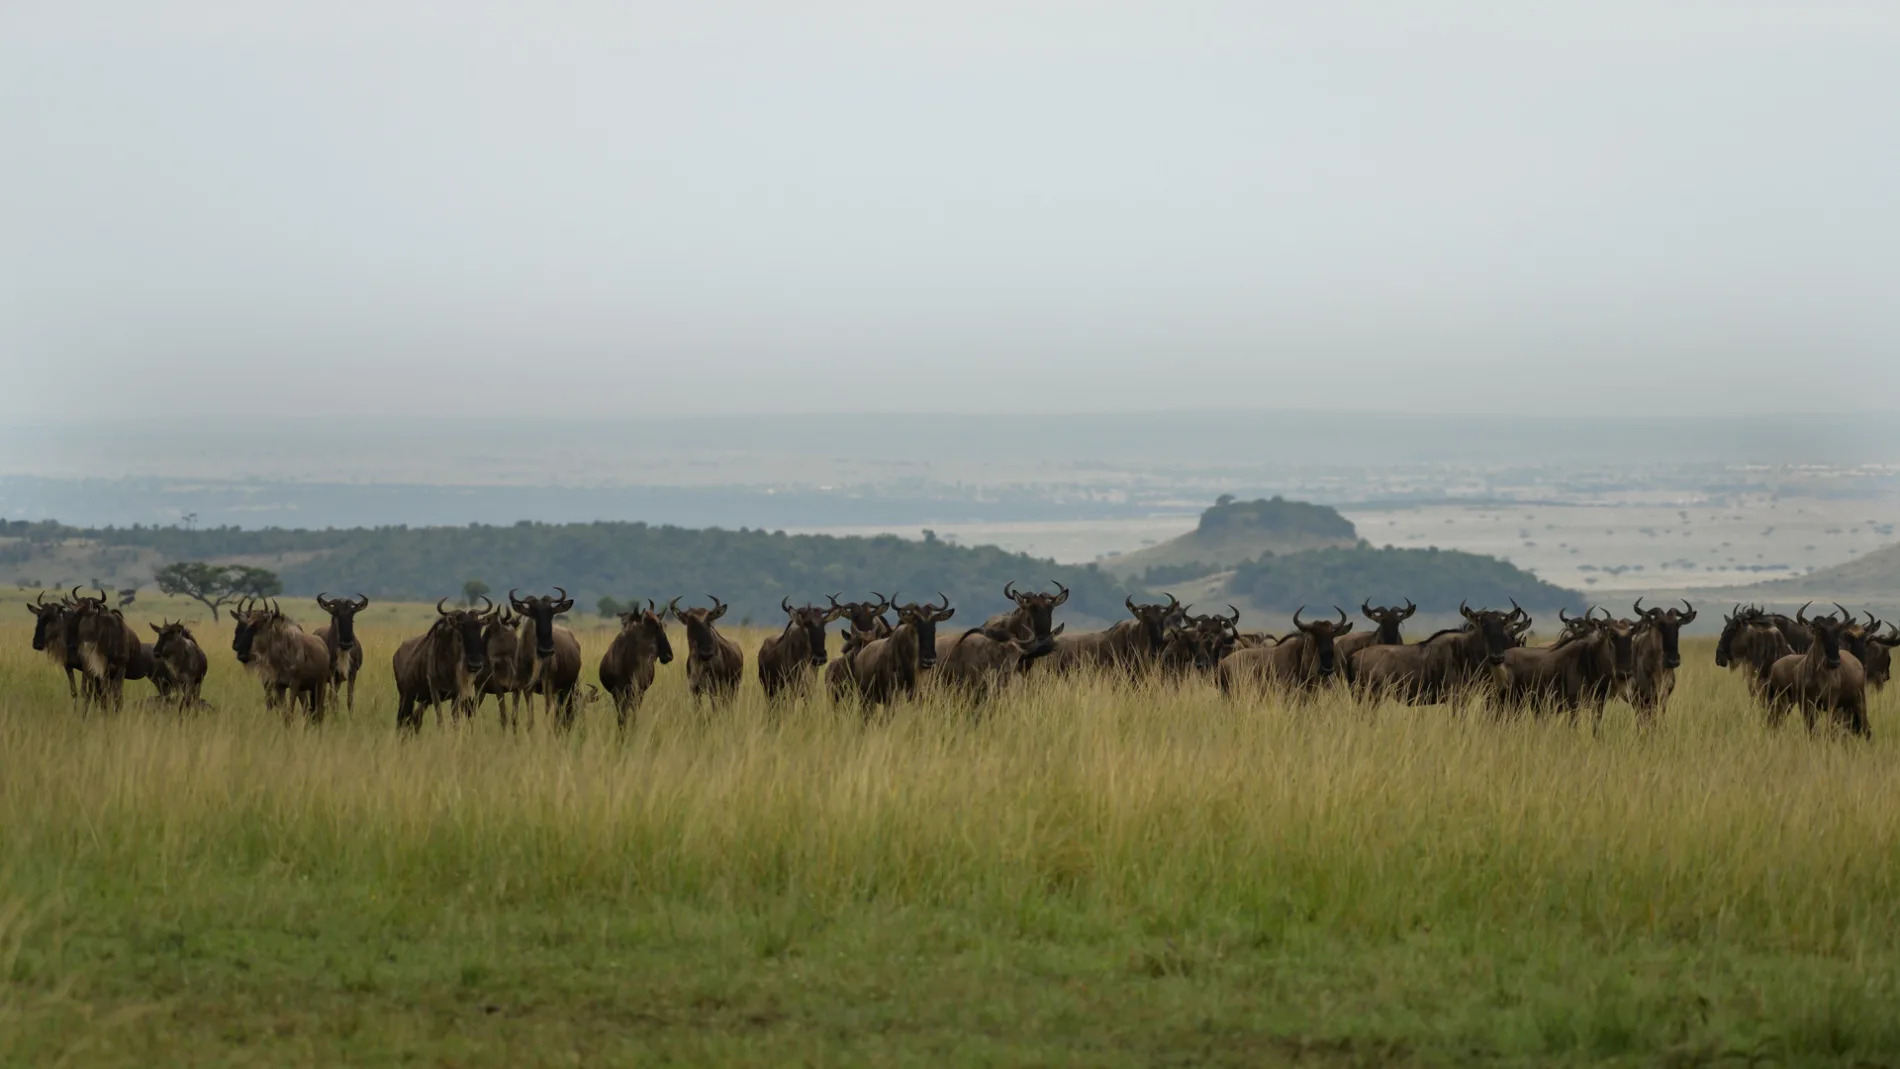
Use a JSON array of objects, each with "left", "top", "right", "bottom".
[{"left": 20, "top": 584, "right": 1898, "bottom": 737}]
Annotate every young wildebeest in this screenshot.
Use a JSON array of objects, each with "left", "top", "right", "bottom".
[
  {"left": 230, "top": 598, "right": 332, "bottom": 723},
  {"left": 843, "top": 594, "right": 955, "bottom": 711},
  {"left": 25, "top": 591, "right": 81, "bottom": 704},
  {"left": 391, "top": 598, "right": 496, "bottom": 732},
  {"left": 672, "top": 596, "right": 745, "bottom": 703},
  {"left": 758, "top": 597, "right": 838, "bottom": 701},
  {"left": 826, "top": 623, "right": 878, "bottom": 702},
  {"left": 474, "top": 609, "right": 526, "bottom": 725},
  {"left": 313, "top": 593, "right": 369, "bottom": 713},
  {"left": 1626, "top": 598, "right": 1694, "bottom": 724},
  {"left": 1760, "top": 605, "right": 1868, "bottom": 737},
  {"left": 1350, "top": 604, "right": 1519, "bottom": 704},
  {"left": 1218, "top": 606, "right": 1354, "bottom": 695},
  {"left": 598, "top": 600, "right": 674, "bottom": 729},
  {"left": 509, "top": 588, "right": 584, "bottom": 729},
  {"left": 935, "top": 622, "right": 1064, "bottom": 701},
  {"left": 1042, "top": 594, "right": 1179, "bottom": 677},
  {"left": 1335, "top": 600, "right": 1415, "bottom": 679},
  {"left": 148, "top": 619, "right": 209, "bottom": 708}
]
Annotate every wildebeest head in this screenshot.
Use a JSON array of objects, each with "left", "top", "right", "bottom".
[
  {"left": 1635, "top": 597, "right": 1695, "bottom": 669},
  {"left": 1714, "top": 603, "right": 1763, "bottom": 667},
  {"left": 893, "top": 593, "right": 955, "bottom": 669},
  {"left": 779, "top": 597, "right": 838, "bottom": 666},
  {"left": 228, "top": 597, "right": 284, "bottom": 665},
  {"left": 26, "top": 590, "right": 68, "bottom": 652},
  {"left": 1126, "top": 594, "right": 1180, "bottom": 650},
  {"left": 1459, "top": 602, "right": 1516, "bottom": 666},
  {"left": 315, "top": 592, "right": 370, "bottom": 652},
  {"left": 1599, "top": 611, "right": 1639, "bottom": 676},
  {"left": 1797, "top": 603, "right": 1847, "bottom": 669},
  {"left": 828, "top": 594, "right": 891, "bottom": 637},
  {"left": 1361, "top": 599, "right": 1416, "bottom": 645},
  {"left": 669, "top": 596, "right": 730, "bottom": 662},
  {"left": 1003, "top": 580, "right": 1069, "bottom": 642},
  {"left": 63, "top": 587, "right": 112, "bottom": 670},
  {"left": 1502, "top": 600, "right": 1533, "bottom": 647},
  {"left": 508, "top": 587, "right": 574, "bottom": 658},
  {"left": 1867, "top": 622, "right": 1899, "bottom": 688},
  {"left": 436, "top": 596, "right": 494, "bottom": 674},
  {"left": 1293, "top": 605, "right": 1354, "bottom": 676},
  {"left": 149, "top": 618, "right": 196, "bottom": 661},
  {"left": 617, "top": 599, "right": 675, "bottom": 665}
]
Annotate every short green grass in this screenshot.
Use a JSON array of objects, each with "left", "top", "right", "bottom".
[{"left": 3, "top": 610, "right": 1898, "bottom": 1066}]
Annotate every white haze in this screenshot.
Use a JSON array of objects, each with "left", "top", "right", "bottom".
[{"left": 3, "top": 1, "right": 1897, "bottom": 418}]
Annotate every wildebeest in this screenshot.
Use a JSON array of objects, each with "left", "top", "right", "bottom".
[
  {"left": 980, "top": 581, "right": 1069, "bottom": 644},
  {"left": 509, "top": 588, "right": 584, "bottom": 728},
  {"left": 1349, "top": 603, "right": 1518, "bottom": 704},
  {"left": 25, "top": 591, "right": 81, "bottom": 703},
  {"left": 843, "top": 593, "right": 955, "bottom": 710},
  {"left": 758, "top": 597, "right": 838, "bottom": 701},
  {"left": 1842, "top": 612, "right": 1895, "bottom": 691},
  {"left": 825, "top": 623, "right": 878, "bottom": 702},
  {"left": 1625, "top": 598, "right": 1694, "bottom": 723},
  {"left": 313, "top": 593, "right": 369, "bottom": 713},
  {"left": 1336, "top": 600, "right": 1415, "bottom": 677},
  {"left": 598, "top": 600, "right": 675, "bottom": 729},
  {"left": 672, "top": 596, "right": 745, "bottom": 703},
  {"left": 1218, "top": 606, "right": 1354, "bottom": 695},
  {"left": 829, "top": 595, "right": 894, "bottom": 640},
  {"left": 391, "top": 597, "right": 497, "bottom": 731},
  {"left": 1042, "top": 594, "right": 1179, "bottom": 677},
  {"left": 1715, "top": 604, "right": 1793, "bottom": 683},
  {"left": 1157, "top": 609, "right": 1236, "bottom": 680},
  {"left": 1488, "top": 614, "right": 1622, "bottom": 722},
  {"left": 64, "top": 587, "right": 152, "bottom": 712},
  {"left": 1760, "top": 605, "right": 1868, "bottom": 737},
  {"left": 230, "top": 598, "right": 332, "bottom": 723},
  {"left": 475, "top": 609, "right": 527, "bottom": 725},
  {"left": 148, "top": 619, "right": 209, "bottom": 707},
  {"left": 934, "top": 622, "right": 1063, "bottom": 701}
]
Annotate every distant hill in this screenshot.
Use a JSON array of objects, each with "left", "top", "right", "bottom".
[
  {"left": 1687, "top": 541, "right": 1900, "bottom": 616},
  {"left": 1225, "top": 545, "right": 1582, "bottom": 615},
  {"left": 1105, "top": 496, "right": 1357, "bottom": 579},
  {"left": 0, "top": 519, "right": 1132, "bottom": 627}
]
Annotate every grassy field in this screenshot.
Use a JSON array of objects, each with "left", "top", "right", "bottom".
[{"left": 3, "top": 602, "right": 1899, "bottom": 1066}]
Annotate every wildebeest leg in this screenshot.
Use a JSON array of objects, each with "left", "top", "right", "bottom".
[
  {"left": 346, "top": 669, "right": 357, "bottom": 713},
  {"left": 397, "top": 691, "right": 421, "bottom": 733}
]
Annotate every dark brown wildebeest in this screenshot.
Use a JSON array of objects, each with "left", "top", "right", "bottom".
[
  {"left": 1158, "top": 609, "right": 1237, "bottom": 680},
  {"left": 829, "top": 595, "right": 894, "bottom": 640},
  {"left": 1760, "top": 606, "right": 1868, "bottom": 737},
  {"left": 508, "top": 588, "right": 584, "bottom": 728},
  {"left": 26, "top": 591, "right": 82, "bottom": 704},
  {"left": 844, "top": 593, "right": 955, "bottom": 710},
  {"left": 758, "top": 597, "right": 839, "bottom": 701},
  {"left": 1754, "top": 610, "right": 1813, "bottom": 654},
  {"left": 1349, "top": 603, "right": 1519, "bottom": 704},
  {"left": 64, "top": 587, "right": 152, "bottom": 712},
  {"left": 934, "top": 622, "right": 1063, "bottom": 701},
  {"left": 313, "top": 593, "right": 370, "bottom": 713},
  {"left": 826, "top": 623, "right": 879, "bottom": 702},
  {"left": 230, "top": 598, "right": 332, "bottom": 723},
  {"left": 598, "top": 600, "right": 675, "bottom": 729},
  {"left": 1625, "top": 598, "right": 1694, "bottom": 724},
  {"left": 474, "top": 609, "right": 526, "bottom": 726},
  {"left": 1715, "top": 604, "right": 1792, "bottom": 685},
  {"left": 1042, "top": 594, "right": 1179, "bottom": 677},
  {"left": 1336, "top": 600, "right": 1415, "bottom": 677},
  {"left": 148, "top": 619, "right": 209, "bottom": 707},
  {"left": 1217, "top": 606, "right": 1354, "bottom": 695},
  {"left": 391, "top": 597, "right": 497, "bottom": 731},
  {"left": 671, "top": 596, "right": 745, "bottom": 703},
  {"left": 980, "top": 581, "right": 1069, "bottom": 644},
  {"left": 1488, "top": 615, "right": 1622, "bottom": 723},
  {"left": 1840, "top": 611, "right": 1895, "bottom": 692}
]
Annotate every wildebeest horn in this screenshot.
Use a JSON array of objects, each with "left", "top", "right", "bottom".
[
  {"left": 1361, "top": 599, "right": 1374, "bottom": 618},
  {"left": 934, "top": 592, "right": 951, "bottom": 611},
  {"left": 666, "top": 596, "right": 682, "bottom": 617},
  {"left": 33, "top": 590, "right": 45, "bottom": 607},
  {"left": 1633, "top": 596, "right": 1648, "bottom": 618},
  {"left": 1795, "top": 601, "right": 1811, "bottom": 624},
  {"left": 1166, "top": 592, "right": 1180, "bottom": 611},
  {"left": 268, "top": 598, "right": 280, "bottom": 615},
  {"left": 1459, "top": 599, "right": 1471, "bottom": 617},
  {"left": 1050, "top": 580, "right": 1069, "bottom": 606},
  {"left": 1125, "top": 595, "right": 1138, "bottom": 614},
  {"left": 1401, "top": 599, "right": 1416, "bottom": 617},
  {"left": 1334, "top": 606, "right": 1348, "bottom": 627},
  {"left": 437, "top": 597, "right": 453, "bottom": 615},
  {"left": 782, "top": 596, "right": 795, "bottom": 614},
  {"left": 1226, "top": 605, "right": 1241, "bottom": 624},
  {"left": 1559, "top": 607, "right": 1579, "bottom": 624},
  {"left": 508, "top": 588, "right": 526, "bottom": 608},
  {"left": 1292, "top": 606, "right": 1308, "bottom": 630},
  {"left": 1004, "top": 580, "right": 1019, "bottom": 600},
  {"left": 317, "top": 592, "right": 332, "bottom": 609},
  {"left": 1508, "top": 598, "right": 1524, "bottom": 619},
  {"left": 71, "top": 585, "right": 86, "bottom": 603},
  {"left": 1675, "top": 599, "right": 1695, "bottom": 623}
]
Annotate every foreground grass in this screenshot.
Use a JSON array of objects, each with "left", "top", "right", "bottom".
[{"left": 3, "top": 623, "right": 1898, "bottom": 1066}]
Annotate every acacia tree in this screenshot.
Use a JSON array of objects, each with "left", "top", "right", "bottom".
[{"left": 153, "top": 562, "right": 282, "bottom": 620}]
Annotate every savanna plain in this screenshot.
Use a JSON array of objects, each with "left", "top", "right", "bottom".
[{"left": 3, "top": 608, "right": 1899, "bottom": 1067}]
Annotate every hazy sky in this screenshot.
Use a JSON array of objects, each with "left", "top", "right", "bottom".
[{"left": 4, "top": 2, "right": 1896, "bottom": 417}]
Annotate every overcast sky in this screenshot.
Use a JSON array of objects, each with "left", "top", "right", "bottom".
[{"left": 4, "top": 2, "right": 1896, "bottom": 418}]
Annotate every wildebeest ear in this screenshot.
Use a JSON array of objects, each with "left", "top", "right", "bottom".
[{"left": 150, "top": 622, "right": 162, "bottom": 634}]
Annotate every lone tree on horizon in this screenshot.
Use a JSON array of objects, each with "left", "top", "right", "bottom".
[{"left": 153, "top": 562, "right": 282, "bottom": 621}]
